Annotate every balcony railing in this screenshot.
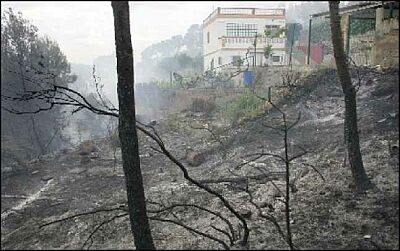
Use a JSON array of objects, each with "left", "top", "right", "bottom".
[
  {"left": 219, "top": 8, "right": 253, "bottom": 15},
  {"left": 203, "top": 7, "right": 285, "bottom": 26},
  {"left": 221, "top": 36, "right": 286, "bottom": 49}
]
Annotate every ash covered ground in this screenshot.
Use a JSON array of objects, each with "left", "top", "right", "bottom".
[{"left": 1, "top": 66, "right": 399, "bottom": 250}]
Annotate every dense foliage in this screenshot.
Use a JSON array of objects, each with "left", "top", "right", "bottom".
[{"left": 1, "top": 8, "right": 75, "bottom": 157}]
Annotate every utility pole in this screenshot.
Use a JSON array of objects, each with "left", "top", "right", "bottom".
[
  {"left": 253, "top": 34, "right": 258, "bottom": 67},
  {"left": 307, "top": 18, "right": 312, "bottom": 65},
  {"left": 170, "top": 71, "right": 172, "bottom": 88},
  {"left": 289, "top": 23, "right": 296, "bottom": 70}
]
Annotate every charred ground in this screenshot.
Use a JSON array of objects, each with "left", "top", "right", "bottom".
[{"left": 1, "top": 66, "right": 399, "bottom": 250}]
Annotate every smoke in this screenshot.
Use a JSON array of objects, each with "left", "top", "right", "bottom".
[{"left": 66, "top": 52, "right": 170, "bottom": 144}]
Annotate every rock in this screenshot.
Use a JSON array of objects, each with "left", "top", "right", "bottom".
[
  {"left": 78, "top": 140, "right": 99, "bottom": 155},
  {"left": 186, "top": 148, "right": 205, "bottom": 167}
]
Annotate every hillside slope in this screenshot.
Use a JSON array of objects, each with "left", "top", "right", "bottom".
[{"left": 1, "top": 66, "right": 398, "bottom": 250}]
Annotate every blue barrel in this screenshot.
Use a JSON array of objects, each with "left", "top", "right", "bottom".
[{"left": 243, "top": 70, "right": 253, "bottom": 86}]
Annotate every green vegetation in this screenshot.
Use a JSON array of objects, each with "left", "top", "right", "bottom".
[
  {"left": 264, "top": 27, "right": 288, "bottom": 38},
  {"left": 225, "top": 90, "right": 265, "bottom": 124},
  {"left": 311, "top": 18, "right": 375, "bottom": 44},
  {"left": 311, "top": 20, "right": 332, "bottom": 43},
  {"left": 264, "top": 44, "right": 273, "bottom": 59}
]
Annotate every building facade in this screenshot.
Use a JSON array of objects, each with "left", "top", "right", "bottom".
[
  {"left": 202, "top": 7, "right": 287, "bottom": 72},
  {"left": 308, "top": 1, "right": 399, "bottom": 67}
]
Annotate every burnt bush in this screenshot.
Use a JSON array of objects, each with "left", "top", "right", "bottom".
[{"left": 190, "top": 98, "right": 216, "bottom": 115}]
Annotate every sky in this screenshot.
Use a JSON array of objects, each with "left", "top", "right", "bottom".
[{"left": 1, "top": 1, "right": 300, "bottom": 65}]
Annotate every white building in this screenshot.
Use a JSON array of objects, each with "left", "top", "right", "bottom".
[{"left": 202, "top": 7, "right": 287, "bottom": 72}]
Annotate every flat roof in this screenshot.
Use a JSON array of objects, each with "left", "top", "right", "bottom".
[{"left": 203, "top": 7, "right": 285, "bottom": 28}]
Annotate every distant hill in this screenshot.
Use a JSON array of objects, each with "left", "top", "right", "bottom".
[{"left": 135, "top": 24, "right": 203, "bottom": 83}]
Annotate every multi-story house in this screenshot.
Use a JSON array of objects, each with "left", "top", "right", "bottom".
[{"left": 202, "top": 7, "right": 287, "bottom": 72}]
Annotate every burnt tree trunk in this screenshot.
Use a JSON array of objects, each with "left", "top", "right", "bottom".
[
  {"left": 111, "top": 1, "right": 155, "bottom": 249},
  {"left": 328, "top": 1, "right": 371, "bottom": 191}
]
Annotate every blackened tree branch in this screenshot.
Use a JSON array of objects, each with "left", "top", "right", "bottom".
[{"left": 149, "top": 216, "right": 230, "bottom": 250}]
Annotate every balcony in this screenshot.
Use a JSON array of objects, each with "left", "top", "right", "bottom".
[{"left": 220, "top": 36, "right": 286, "bottom": 50}]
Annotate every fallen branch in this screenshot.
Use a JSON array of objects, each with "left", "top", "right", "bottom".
[
  {"left": 147, "top": 201, "right": 236, "bottom": 243},
  {"left": 39, "top": 206, "right": 127, "bottom": 229},
  {"left": 149, "top": 216, "right": 230, "bottom": 250},
  {"left": 196, "top": 172, "right": 285, "bottom": 185},
  {"left": 82, "top": 213, "right": 129, "bottom": 249}
]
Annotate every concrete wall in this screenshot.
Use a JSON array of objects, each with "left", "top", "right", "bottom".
[
  {"left": 163, "top": 88, "right": 246, "bottom": 114},
  {"left": 253, "top": 65, "right": 313, "bottom": 89},
  {"left": 373, "top": 8, "right": 399, "bottom": 67}
]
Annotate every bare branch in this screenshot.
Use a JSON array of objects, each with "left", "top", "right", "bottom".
[
  {"left": 149, "top": 216, "right": 230, "bottom": 250},
  {"left": 242, "top": 152, "right": 286, "bottom": 163},
  {"left": 301, "top": 162, "right": 325, "bottom": 182},
  {"left": 135, "top": 123, "right": 250, "bottom": 246},
  {"left": 211, "top": 224, "right": 234, "bottom": 245},
  {"left": 82, "top": 213, "right": 129, "bottom": 249},
  {"left": 287, "top": 111, "right": 302, "bottom": 130},
  {"left": 147, "top": 201, "right": 236, "bottom": 243},
  {"left": 190, "top": 125, "right": 223, "bottom": 147},
  {"left": 39, "top": 207, "right": 127, "bottom": 229}
]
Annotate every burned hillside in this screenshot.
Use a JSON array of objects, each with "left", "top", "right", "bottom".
[{"left": 1, "top": 65, "right": 398, "bottom": 250}]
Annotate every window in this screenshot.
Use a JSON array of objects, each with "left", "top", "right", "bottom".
[
  {"left": 218, "top": 57, "right": 222, "bottom": 65},
  {"left": 210, "top": 58, "right": 214, "bottom": 69},
  {"left": 207, "top": 31, "right": 210, "bottom": 43},
  {"left": 272, "top": 56, "right": 281, "bottom": 63},
  {"left": 265, "top": 25, "right": 280, "bottom": 30},
  {"left": 226, "top": 23, "right": 257, "bottom": 37}
]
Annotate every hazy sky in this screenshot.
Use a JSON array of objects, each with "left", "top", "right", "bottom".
[{"left": 1, "top": 1, "right": 299, "bottom": 65}]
